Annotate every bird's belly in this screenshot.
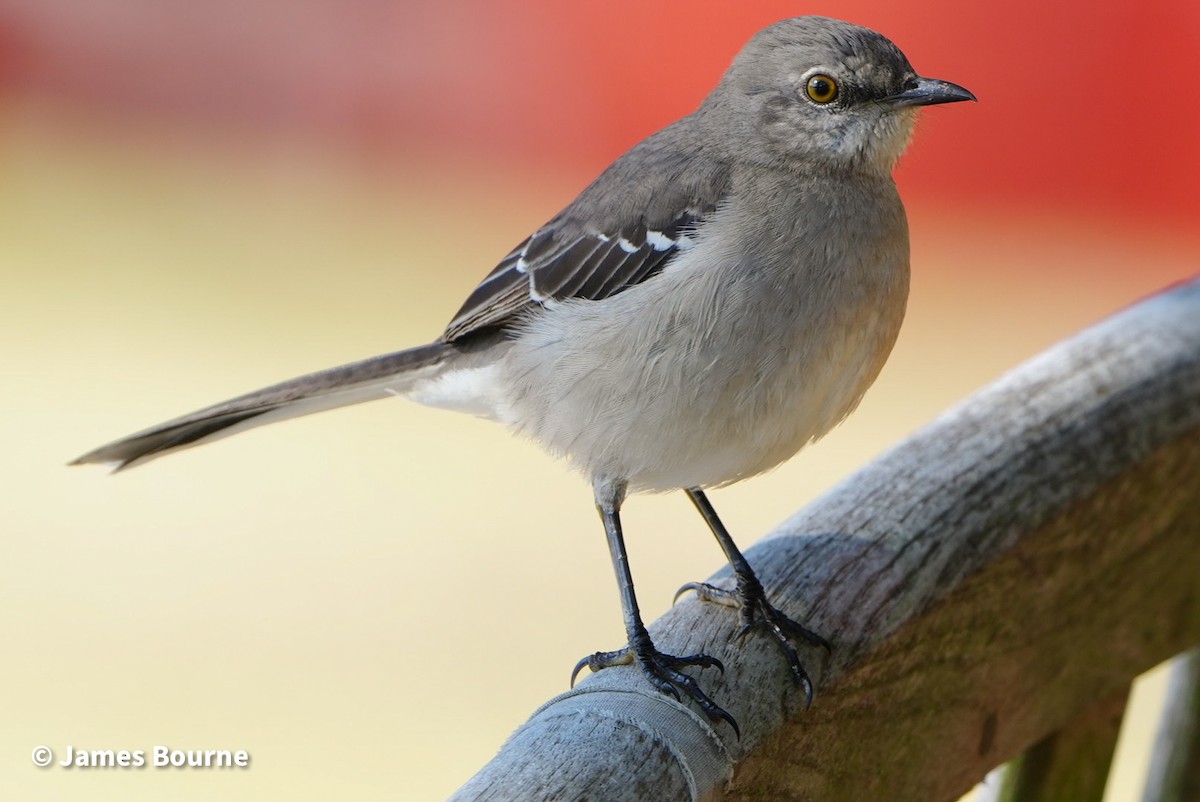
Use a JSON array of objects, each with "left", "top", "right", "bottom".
[
  {"left": 499, "top": 264, "right": 905, "bottom": 492},
  {"left": 615, "top": 320, "right": 896, "bottom": 491}
]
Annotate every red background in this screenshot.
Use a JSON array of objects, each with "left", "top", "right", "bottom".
[{"left": 2, "top": 0, "right": 1197, "bottom": 227}]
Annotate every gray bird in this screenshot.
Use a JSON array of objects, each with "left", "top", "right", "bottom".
[{"left": 73, "top": 16, "right": 974, "bottom": 731}]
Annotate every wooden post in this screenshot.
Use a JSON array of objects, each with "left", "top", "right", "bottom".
[
  {"left": 451, "top": 278, "right": 1200, "bottom": 802},
  {"left": 995, "top": 689, "right": 1128, "bottom": 802}
]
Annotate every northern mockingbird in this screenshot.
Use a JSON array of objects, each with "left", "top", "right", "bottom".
[{"left": 74, "top": 16, "right": 974, "bottom": 732}]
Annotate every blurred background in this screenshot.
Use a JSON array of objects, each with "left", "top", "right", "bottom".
[{"left": 2, "top": 0, "right": 1196, "bottom": 799}]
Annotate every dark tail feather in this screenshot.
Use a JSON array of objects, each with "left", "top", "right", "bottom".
[{"left": 72, "top": 342, "right": 455, "bottom": 471}]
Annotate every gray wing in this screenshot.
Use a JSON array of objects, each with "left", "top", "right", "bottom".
[{"left": 442, "top": 116, "right": 730, "bottom": 342}]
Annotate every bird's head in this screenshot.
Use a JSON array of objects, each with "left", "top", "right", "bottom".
[{"left": 708, "top": 17, "right": 975, "bottom": 175}]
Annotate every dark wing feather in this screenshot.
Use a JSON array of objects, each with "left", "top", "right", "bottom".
[
  {"left": 441, "top": 245, "right": 531, "bottom": 339},
  {"left": 440, "top": 116, "right": 730, "bottom": 343},
  {"left": 441, "top": 211, "right": 711, "bottom": 342}
]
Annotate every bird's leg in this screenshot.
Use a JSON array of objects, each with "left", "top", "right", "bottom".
[
  {"left": 572, "top": 478, "right": 738, "bottom": 734},
  {"left": 677, "top": 487, "right": 830, "bottom": 705}
]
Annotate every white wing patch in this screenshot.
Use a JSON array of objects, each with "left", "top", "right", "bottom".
[
  {"left": 645, "top": 230, "right": 675, "bottom": 251},
  {"left": 528, "top": 282, "right": 559, "bottom": 307}
]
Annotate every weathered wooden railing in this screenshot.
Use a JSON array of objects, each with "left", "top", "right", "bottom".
[{"left": 451, "top": 277, "right": 1200, "bottom": 802}]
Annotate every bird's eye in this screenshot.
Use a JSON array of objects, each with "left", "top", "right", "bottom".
[{"left": 805, "top": 74, "right": 839, "bottom": 104}]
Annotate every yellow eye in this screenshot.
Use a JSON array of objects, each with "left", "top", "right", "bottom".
[{"left": 805, "top": 74, "right": 839, "bottom": 104}]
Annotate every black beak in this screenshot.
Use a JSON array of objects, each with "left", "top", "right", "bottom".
[{"left": 881, "top": 77, "right": 976, "bottom": 108}]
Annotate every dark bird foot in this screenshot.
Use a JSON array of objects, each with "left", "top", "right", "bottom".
[
  {"left": 676, "top": 580, "right": 830, "bottom": 706},
  {"left": 571, "top": 640, "right": 739, "bottom": 736}
]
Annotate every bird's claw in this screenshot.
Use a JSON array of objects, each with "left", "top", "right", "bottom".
[
  {"left": 571, "top": 647, "right": 631, "bottom": 688},
  {"left": 570, "top": 643, "right": 738, "bottom": 737},
  {"left": 674, "top": 581, "right": 741, "bottom": 607},
  {"left": 676, "top": 578, "right": 829, "bottom": 707}
]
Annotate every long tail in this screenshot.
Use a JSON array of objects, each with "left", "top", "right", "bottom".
[{"left": 72, "top": 342, "right": 456, "bottom": 471}]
